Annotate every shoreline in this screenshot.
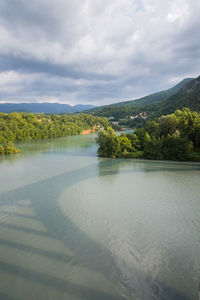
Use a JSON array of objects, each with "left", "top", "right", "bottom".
[{"left": 81, "top": 129, "right": 96, "bottom": 135}]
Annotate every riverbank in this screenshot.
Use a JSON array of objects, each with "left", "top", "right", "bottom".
[
  {"left": 97, "top": 108, "right": 200, "bottom": 162},
  {"left": 81, "top": 129, "right": 96, "bottom": 135},
  {"left": 0, "top": 112, "right": 109, "bottom": 155}
]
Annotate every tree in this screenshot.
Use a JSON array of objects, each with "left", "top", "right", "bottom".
[
  {"left": 119, "top": 136, "right": 133, "bottom": 153},
  {"left": 158, "top": 115, "right": 179, "bottom": 136},
  {"left": 143, "top": 133, "right": 162, "bottom": 159},
  {"left": 162, "top": 135, "right": 191, "bottom": 161},
  {"left": 0, "top": 112, "right": 109, "bottom": 155},
  {"left": 0, "top": 145, "right": 4, "bottom": 155},
  {"left": 97, "top": 127, "right": 121, "bottom": 158},
  {"left": 131, "top": 133, "right": 141, "bottom": 151}
]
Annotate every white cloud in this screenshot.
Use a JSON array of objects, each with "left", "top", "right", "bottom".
[{"left": 0, "top": 0, "right": 199, "bottom": 104}]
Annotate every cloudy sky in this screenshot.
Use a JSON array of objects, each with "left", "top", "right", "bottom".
[{"left": 0, "top": 0, "right": 200, "bottom": 106}]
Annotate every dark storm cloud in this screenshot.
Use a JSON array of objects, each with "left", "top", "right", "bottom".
[
  {"left": 0, "top": 0, "right": 200, "bottom": 105},
  {"left": 0, "top": 54, "right": 115, "bottom": 80}
]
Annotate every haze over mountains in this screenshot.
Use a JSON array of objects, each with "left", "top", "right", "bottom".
[{"left": 0, "top": 103, "right": 95, "bottom": 114}]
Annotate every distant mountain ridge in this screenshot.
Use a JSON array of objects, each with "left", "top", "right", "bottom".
[{"left": 0, "top": 103, "right": 95, "bottom": 114}]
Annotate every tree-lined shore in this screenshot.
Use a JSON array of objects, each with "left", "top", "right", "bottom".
[
  {"left": 0, "top": 112, "right": 109, "bottom": 155},
  {"left": 97, "top": 108, "right": 200, "bottom": 161}
]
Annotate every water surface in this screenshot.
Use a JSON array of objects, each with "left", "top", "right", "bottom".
[{"left": 0, "top": 135, "right": 200, "bottom": 300}]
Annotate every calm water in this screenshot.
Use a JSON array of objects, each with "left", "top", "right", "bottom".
[{"left": 0, "top": 135, "right": 200, "bottom": 300}]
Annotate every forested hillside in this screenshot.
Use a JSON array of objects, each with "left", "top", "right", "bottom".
[
  {"left": 150, "top": 76, "right": 200, "bottom": 118},
  {"left": 86, "top": 76, "right": 200, "bottom": 128},
  {"left": 0, "top": 113, "right": 109, "bottom": 155},
  {"left": 86, "top": 78, "right": 193, "bottom": 115}
]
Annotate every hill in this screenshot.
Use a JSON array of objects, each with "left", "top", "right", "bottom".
[
  {"left": 0, "top": 103, "right": 95, "bottom": 114},
  {"left": 85, "top": 76, "right": 200, "bottom": 125},
  {"left": 152, "top": 76, "right": 200, "bottom": 117},
  {"left": 86, "top": 78, "right": 193, "bottom": 115}
]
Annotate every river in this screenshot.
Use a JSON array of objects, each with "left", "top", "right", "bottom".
[{"left": 0, "top": 134, "right": 200, "bottom": 300}]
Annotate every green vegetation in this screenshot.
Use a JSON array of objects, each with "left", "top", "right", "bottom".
[
  {"left": 0, "top": 112, "right": 109, "bottom": 155},
  {"left": 87, "top": 78, "right": 193, "bottom": 113},
  {"left": 86, "top": 76, "right": 200, "bottom": 129},
  {"left": 0, "top": 142, "right": 21, "bottom": 155},
  {"left": 97, "top": 108, "right": 200, "bottom": 161},
  {"left": 151, "top": 76, "right": 200, "bottom": 118}
]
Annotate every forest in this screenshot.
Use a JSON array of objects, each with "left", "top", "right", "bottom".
[
  {"left": 97, "top": 108, "right": 200, "bottom": 161},
  {"left": 0, "top": 112, "right": 109, "bottom": 155}
]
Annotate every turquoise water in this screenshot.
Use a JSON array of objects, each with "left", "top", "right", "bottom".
[{"left": 0, "top": 135, "right": 200, "bottom": 300}]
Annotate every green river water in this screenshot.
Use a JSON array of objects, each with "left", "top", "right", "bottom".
[{"left": 0, "top": 134, "right": 200, "bottom": 300}]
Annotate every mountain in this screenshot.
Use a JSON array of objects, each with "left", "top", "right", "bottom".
[
  {"left": 153, "top": 76, "right": 200, "bottom": 117},
  {"left": 86, "top": 78, "right": 193, "bottom": 115},
  {"left": 0, "top": 103, "right": 95, "bottom": 114}
]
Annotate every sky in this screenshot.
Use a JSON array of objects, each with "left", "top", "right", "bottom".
[{"left": 0, "top": 0, "right": 200, "bottom": 106}]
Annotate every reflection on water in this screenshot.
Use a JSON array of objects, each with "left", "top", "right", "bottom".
[{"left": 0, "top": 135, "right": 200, "bottom": 300}]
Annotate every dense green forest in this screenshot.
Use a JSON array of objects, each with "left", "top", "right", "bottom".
[
  {"left": 0, "top": 112, "right": 109, "bottom": 155},
  {"left": 97, "top": 108, "right": 200, "bottom": 161}
]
